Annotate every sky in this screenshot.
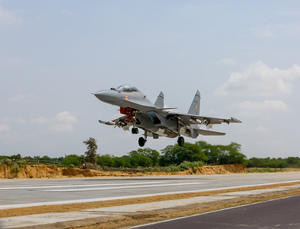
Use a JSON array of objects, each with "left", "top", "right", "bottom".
[{"left": 1, "top": 0, "right": 300, "bottom": 158}]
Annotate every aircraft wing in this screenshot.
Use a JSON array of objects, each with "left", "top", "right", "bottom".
[
  {"left": 194, "top": 128, "right": 225, "bottom": 136},
  {"left": 166, "top": 112, "right": 241, "bottom": 126}
]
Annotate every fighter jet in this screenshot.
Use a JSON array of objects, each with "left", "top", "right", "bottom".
[{"left": 94, "top": 85, "right": 241, "bottom": 147}]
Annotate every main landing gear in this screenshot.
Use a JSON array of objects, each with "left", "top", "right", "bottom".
[
  {"left": 138, "top": 130, "right": 148, "bottom": 147},
  {"left": 138, "top": 137, "right": 146, "bottom": 147},
  {"left": 177, "top": 136, "right": 185, "bottom": 147}
]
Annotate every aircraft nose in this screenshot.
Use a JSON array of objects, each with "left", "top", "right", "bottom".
[
  {"left": 94, "top": 90, "right": 114, "bottom": 103},
  {"left": 94, "top": 90, "right": 113, "bottom": 103}
]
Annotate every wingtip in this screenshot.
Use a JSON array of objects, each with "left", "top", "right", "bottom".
[{"left": 231, "top": 117, "right": 242, "bottom": 123}]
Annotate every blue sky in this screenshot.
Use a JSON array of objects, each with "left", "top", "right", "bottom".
[{"left": 1, "top": 0, "right": 300, "bottom": 157}]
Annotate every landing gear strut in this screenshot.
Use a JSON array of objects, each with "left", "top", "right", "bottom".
[
  {"left": 177, "top": 136, "right": 185, "bottom": 147},
  {"left": 138, "top": 137, "right": 146, "bottom": 147},
  {"left": 132, "top": 127, "right": 139, "bottom": 134}
]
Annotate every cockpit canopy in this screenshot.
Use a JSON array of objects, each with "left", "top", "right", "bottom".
[{"left": 116, "top": 85, "right": 139, "bottom": 92}]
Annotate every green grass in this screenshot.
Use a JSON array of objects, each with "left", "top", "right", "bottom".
[{"left": 247, "top": 167, "right": 287, "bottom": 173}]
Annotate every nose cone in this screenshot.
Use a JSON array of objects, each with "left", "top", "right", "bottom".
[
  {"left": 94, "top": 90, "right": 120, "bottom": 106},
  {"left": 94, "top": 90, "right": 111, "bottom": 102}
]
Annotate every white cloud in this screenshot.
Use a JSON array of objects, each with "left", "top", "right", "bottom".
[
  {"left": 237, "top": 100, "right": 289, "bottom": 119},
  {"left": 0, "top": 2, "right": 20, "bottom": 25},
  {"left": 0, "top": 117, "right": 26, "bottom": 124},
  {"left": 255, "top": 126, "right": 269, "bottom": 133},
  {"left": 217, "top": 58, "right": 237, "bottom": 66},
  {"left": 217, "top": 61, "right": 300, "bottom": 96},
  {"left": 61, "top": 9, "right": 72, "bottom": 16},
  {"left": 0, "top": 124, "right": 10, "bottom": 132},
  {"left": 50, "top": 111, "right": 77, "bottom": 132},
  {"left": 0, "top": 112, "right": 77, "bottom": 133},
  {"left": 250, "top": 24, "right": 300, "bottom": 39},
  {"left": 9, "top": 93, "right": 34, "bottom": 103},
  {"left": 250, "top": 28, "right": 273, "bottom": 38},
  {"left": 31, "top": 116, "right": 49, "bottom": 125}
]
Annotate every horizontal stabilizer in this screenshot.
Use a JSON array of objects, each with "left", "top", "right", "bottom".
[{"left": 195, "top": 128, "right": 225, "bottom": 136}]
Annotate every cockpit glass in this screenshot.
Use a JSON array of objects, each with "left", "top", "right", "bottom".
[{"left": 116, "top": 85, "right": 138, "bottom": 92}]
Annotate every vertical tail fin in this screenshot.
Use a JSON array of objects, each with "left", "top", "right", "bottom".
[
  {"left": 154, "top": 91, "right": 164, "bottom": 108},
  {"left": 188, "top": 90, "right": 201, "bottom": 115}
]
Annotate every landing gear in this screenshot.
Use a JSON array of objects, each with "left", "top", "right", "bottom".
[
  {"left": 132, "top": 127, "right": 139, "bottom": 134},
  {"left": 138, "top": 137, "right": 146, "bottom": 147},
  {"left": 177, "top": 136, "right": 185, "bottom": 147}
]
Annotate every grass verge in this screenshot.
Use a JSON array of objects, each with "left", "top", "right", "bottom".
[{"left": 246, "top": 167, "right": 300, "bottom": 173}]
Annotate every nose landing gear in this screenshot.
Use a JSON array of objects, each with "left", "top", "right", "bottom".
[
  {"left": 132, "top": 127, "right": 139, "bottom": 134},
  {"left": 177, "top": 136, "right": 185, "bottom": 147}
]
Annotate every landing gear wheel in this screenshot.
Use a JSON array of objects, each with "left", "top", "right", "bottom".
[
  {"left": 132, "top": 127, "right": 139, "bottom": 134},
  {"left": 177, "top": 136, "right": 185, "bottom": 147},
  {"left": 138, "top": 137, "right": 146, "bottom": 147}
]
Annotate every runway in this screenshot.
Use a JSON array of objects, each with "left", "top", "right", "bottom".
[
  {"left": 0, "top": 172, "right": 300, "bottom": 209},
  {"left": 137, "top": 195, "right": 300, "bottom": 229}
]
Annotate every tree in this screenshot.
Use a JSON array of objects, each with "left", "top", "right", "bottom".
[
  {"left": 159, "top": 143, "right": 208, "bottom": 166},
  {"left": 129, "top": 150, "right": 152, "bottom": 167},
  {"left": 137, "top": 148, "right": 160, "bottom": 166},
  {"left": 62, "top": 155, "right": 82, "bottom": 167},
  {"left": 83, "top": 137, "right": 98, "bottom": 164},
  {"left": 97, "top": 154, "right": 114, "bottom": 167}
]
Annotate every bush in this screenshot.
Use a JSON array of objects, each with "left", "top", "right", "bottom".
[
  {"left": 17, "top": 159, "right": 27, "bottom": 167},
  {"left": 196, "top": 141, "right": 246, "bottom": 165},
  {"left": 178, "top": 161, "right": 204, "bottom": 171},
  {"left": 159, "top": 143, "right": 208, "bottom": 166},
  {"left": 129, "top": 151, "right": 153, "bottom": 167},
  {"left": 62, "top": 155, "right": 82, "bottom": 167},
  {"left": 245, "top": 157, "right": 300, "bottom": 168},
  {"left": 97, "top": 155, "right": 114, "bottom": 167},
  {"left": 137, "top": 148, "right": 160, "bottom": 166},
  {"left": 164, "top": 165, "right": 180, "bottom": 173},
  {"left": 3, "top": 158, "right": 12, "bottom": 166},
  {"left": 113, "top": 156, "right": 132, "bottom": 168},
  {"left": 10, "top": 163, "right": 20, "bottom": 175}
]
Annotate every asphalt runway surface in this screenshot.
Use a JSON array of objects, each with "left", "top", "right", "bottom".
[
  {"left": 137, "top": 195, "right": 300, "bottom": 229},
  {"left": 0, "top": 173, "right": 300, "bottom": 209}
]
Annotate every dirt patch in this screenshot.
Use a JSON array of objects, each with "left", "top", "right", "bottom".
[
  {"left": 1, "top": 181, "right": 299, "bottom": 218},
  {"left": 0, "top": 164, "right": 246, "bottom": 179}
]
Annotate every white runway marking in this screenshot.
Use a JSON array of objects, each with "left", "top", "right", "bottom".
[
  {"left": 0, "top": 182, "right": 164, "bottom": 190},
  {"left": 0, "top": 180, "right": 299, "bottom": 210},
  {"left": 45, "top": 182, "right": 205, "bottom": 192}
]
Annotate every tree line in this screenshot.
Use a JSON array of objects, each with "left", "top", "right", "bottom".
[{"left": 1, "top": 138, "right": 299, "bottom": 170}]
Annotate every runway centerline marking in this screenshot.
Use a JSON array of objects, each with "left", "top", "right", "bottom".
[
  {"left": 0, "top": 182, "right": 165, "bottom": 190},
  {"left": 45, "top": 182, "right": 205, "bottom": 192}
]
